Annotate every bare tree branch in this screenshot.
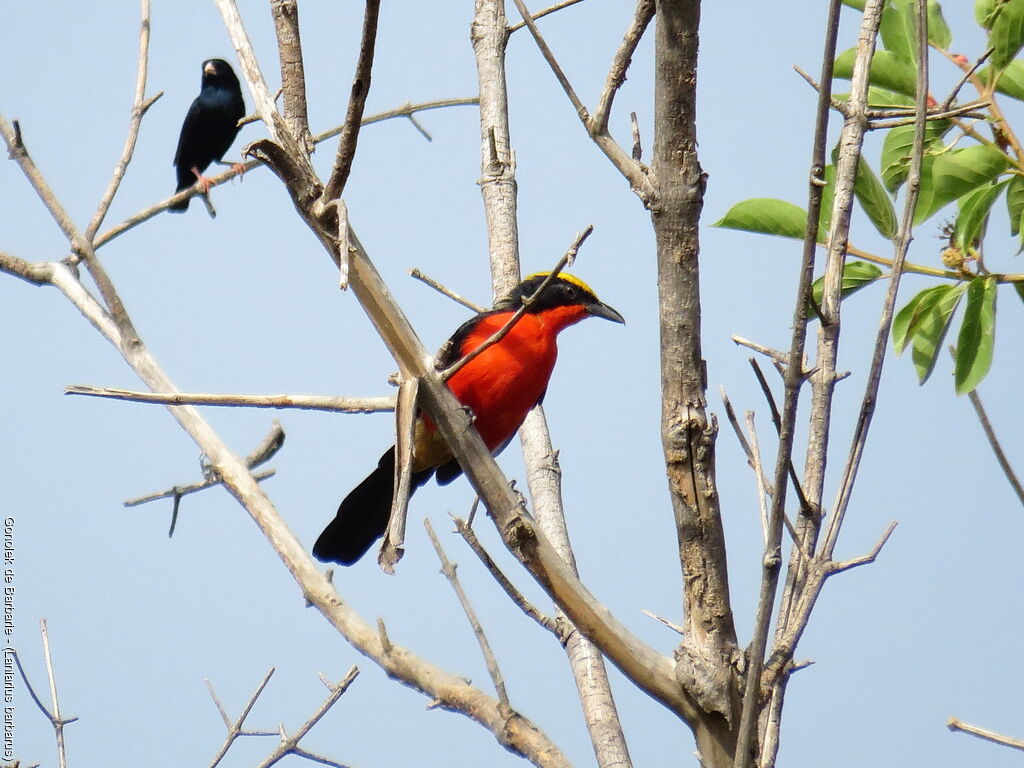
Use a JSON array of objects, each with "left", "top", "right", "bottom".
[
  {"left": 409, "top": 268, "right": 486, "bottom": 313},
  {"left": 271, "top": 0, "right": 314, "bottom": 153},
  {"left": 206, "top": 668, "right": 278, "bottom": 768},
  {"left": 507, "top": 0, "right": 588, "bottom": 33},
  {"left": 470, "top": 6, "right": 636, "bottom": 766},
  {"left": 452, "top": 515, "right": 560, "bottom": 637},
  {"left": 426, "top": 519, "right": 511, "bottom": 708},
  {"left": 821, "top": 0, "right": 930, "bottom": 563},
  {"left": 123, "top": 468, "right": 276, "bottom": 509},
  {"left": 380, "top": 376, "right": 419, "bottom": 572},
  {"left": 85, "top": 0, "right": 156, "bottom": 242},
  {"left": 323, "top": 0, "right": 381, "bottom": 201},
  {"left": 65, "top": 385, "right": 395, "bottom": 414},
  {"left": 251, "top": 667, "right": 360, "bottom": 768},
  {"left": 947, "top": 718, "right": 1024, "bottom": 752},
  {"left": 40, "top": 620, "right": 72, "bottom": 768},
  {"left": 509, "top": 0, "right": 655, "bottom": 204},
  {"left": 592, "top": 0, "right": 654, "bottom": 134},
  {"left": 11, "top": 638, "right": 80, "bottom": 768},
  {"left": 965, "top": 382, "right": 1024, "bottom": 508},
  {"left": 737, "top": 0, "right": 852, "bottom": 763},
  {"left": 0, "top": 250, "right": 53, "bottom": 285}
]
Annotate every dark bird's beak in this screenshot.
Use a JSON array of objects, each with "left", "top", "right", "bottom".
[{"left": 587, "top": 300, "right": 625, "bottom": 324}]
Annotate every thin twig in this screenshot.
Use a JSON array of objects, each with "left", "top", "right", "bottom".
[
  {"left": 85, "top": 0, "right": 155, "bottom": 242},
  {"left": 640, "top": 609, "right": 685, "bottom": 635},
  {"left": 507, "top": 0, "right": 588, "bottom": 33},
  {"left": 592, "top": 0, "right": 654, "bottom": 134},
  {"left": 746, "top": 412, "right": 771, "bottom": 544},
  {"left": 749, "top": 360, "right": 814, "bottom": 517},
  {"left": 828, "top": 521, "right": 897, "bottom": 575},
  {"left": 821, "top": 0, "right": 930, "bottom": 562},
  {"left": 509, "top": 0, "right": 654, "bottom": 204},
  {"left": 426, "top": 519, "right": 511, "bottom": 707},
  {"left": 40, "top": 620, "right": 71, "bottom": 768},
  {"left": 964, "top": 379, "right": 1024, "bottom": 507},
  {"left": 442, "top": 226, "right": 592, "bottom": 382},
  {"left": 124, "top": 468, "right": 275, "bottom": 508},
  {"left": 731, "top": 335, "right": 792, "bottom": 368},
  {"left": 322, "top": 0, "right": 381, "bottom": 201},
  {"left": 508, "top": 0, "right": 589, "bottom": 123},
  {"left": 252, "top": 667, "right": 359, "bottom": 768},
  {"left": 719, "top": 387, "right": 757, "bottom": 474},
  {"left": 65, "top": 385, "right": 395, "bottom": 414},
  {"left": 409, "top": 268, "right": 486, "bottom": 312},
  {"left": 206, "top": 668, "right": 278, "bottom": 768},
  {"left": 947, "top": 718, "right": 1024, "bottom": 752},
  {"left": 736, "top": 1, "right": 850, "bottom": 765},
  {"left": 452, "top": 516, "right": 559, "bottom": 637},
  {"left": 941, "top": 47, "right": 993, "bottom": 111}
]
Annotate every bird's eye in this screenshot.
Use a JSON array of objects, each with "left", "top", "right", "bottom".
[{"left": 563, "top": 284, "right": 577, "bottom": 299}]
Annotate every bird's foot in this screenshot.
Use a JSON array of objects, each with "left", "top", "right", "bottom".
[{"left": 191, "top": 167, "right": 215, "bottom": 195}]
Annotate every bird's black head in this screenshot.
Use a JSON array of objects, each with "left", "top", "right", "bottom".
[
  {"left": 495, "top": 272, "right": 625, "bottom": 324},
  {"left": 201, "top": 59, "right": 241, "bottom": 91}
]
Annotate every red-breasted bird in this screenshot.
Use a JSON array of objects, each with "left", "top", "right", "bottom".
[
  {"left": 312, "top": 272, "right": 625, "bottom": 565},
  {"left": 170, "top": 59, "right": 245, "bottom": 212}
]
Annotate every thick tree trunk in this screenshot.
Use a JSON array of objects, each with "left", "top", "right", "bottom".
[{"left": 652, "top": 2, "right": 740, "bottom": 764}]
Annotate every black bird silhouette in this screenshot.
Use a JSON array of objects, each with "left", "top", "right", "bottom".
[{"left": 170, "top": 59, "right": 245, "bottom": 212}]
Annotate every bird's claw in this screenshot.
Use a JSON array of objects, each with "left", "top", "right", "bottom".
[{"left": 191, "top": 167, "right": 215, "bottom": 195}]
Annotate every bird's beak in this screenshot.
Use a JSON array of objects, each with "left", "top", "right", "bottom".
[
  {"left": 204, "top": 61, "right": 217, "bottom": 76},
  {"left": 587, "top": 300, "right": 625, "bottom": 324}
]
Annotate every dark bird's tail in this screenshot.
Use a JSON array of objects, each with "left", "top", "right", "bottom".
[
  {"left": 169, "top": 176, "right": 192, "bottom": 212},
  {"left": 313, "top": 448, "right": 433, "bottom": 565}
]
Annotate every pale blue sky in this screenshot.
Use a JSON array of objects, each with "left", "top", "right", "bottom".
[{"left": 3, "top": 2, "right": 1022, "bottom": 767}]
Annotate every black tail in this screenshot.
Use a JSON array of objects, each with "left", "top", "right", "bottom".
[
  {"left": 313, "top": 448, "right": 433, "bottom": 566},
  {"left": 169, "top": 170, "right": 193, "bottom": 212}
]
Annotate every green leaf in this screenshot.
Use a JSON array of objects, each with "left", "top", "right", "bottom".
[
  {"left": 928, "top": 2, "right": 953, "bottom": 48},
  {"left": 855, "top": 159, "right": 899, "bottom": 238},
  {"left": 880, "top": 0, "right": 915, "bottom": 60},
  {"left": 843, "top": 0, "right": 865, "bottom": 10},
  {"left": 979, "top": 60, "right": 1024, "bottom": 100},
  {"left": 834, "top": 48, "right": 918, "bottom": 97},
  {"left": 879, "top": 1, "right": 952, "bottom": 59},
  {"left": 976, "top": 0, "right": 999, "bottom": 29},
  {"left": 880, "top": 120, "right": 951, "bottom": 193},
  {"left": 1008, "top": 175, "right": 1024, "bottom": 236},
  {"left": 955, "top": 179, "right": 1009, "bottom": 252},
  {"left": 1014, "top": 282, "right": 1024, "bottom": 303},
  {"left": 914, "top": 144, "right": 1010, "bottom": 224},
  {"left": 911, "top": 282, "right": 967, "bottom": 384},
  {"left": 807, "top": 261, "right": 884, "bottom": 319},
  {"left": 713, "top": 199, "right": 813, "bottom": 240},
  {"left": 990, "top": 0, "right": 1024, "bottom": 69},
  {"left": 893, "top": 284, "right": 955, "bottom": 355},
  {"left": 954, "top": 277, "right": 997, "bottom": 394}
]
